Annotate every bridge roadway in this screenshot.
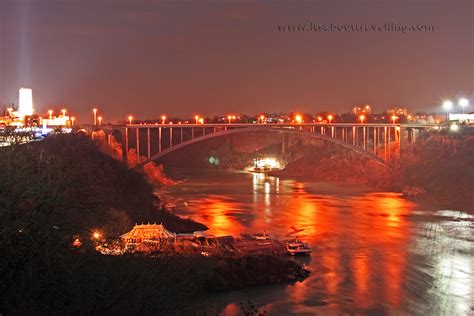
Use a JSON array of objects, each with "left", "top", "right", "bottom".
[{"left": 82, "top": 122, "right": 441, "bottom": 166}]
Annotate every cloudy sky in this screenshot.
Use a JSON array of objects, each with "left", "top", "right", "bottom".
[{"left": 0, "top": 0, "right": 472, "bottom": 122}]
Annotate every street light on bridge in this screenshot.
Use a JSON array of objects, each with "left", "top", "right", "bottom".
[
  {"left": 98, "top": 116, "right": 102, "bottom": 125},
  {"left": 295, "top": 114, "right": 302, "bottom": 124},
  {"left": 391, "top": 115, "right": 398, "bottom": 124},
  {"left": 161, "top": 115, "right": 166, "bottom": 124},
  {"left": 359, "top": 114, "right": 365, "bottom": 124},
  {"left": 194, "top": 115, "right": 199, "bottom": 124},
  {"left": 48, "top": 110, "right": 53, "bottom": 119},
  {"left": 128, "top": 115, "right": 133, "bottom": 125},
  {"left": 71, "top": 117, "right": 75, "bottom": 126},
  {"left": 93, "top": 108, "right": 98, "bottom": 125},
  {"left": 61, "top": 109, "right": 66, "bottom": 116},
  {"left": 443, "top": 100, "right": 453, "bottom": 121},
  {"left": 227, "top": 115, "right": 237, "bottom": 124},
  {"left": 459, "top": 98, "right": 469, "bottom": 114},
  {"left": 327, "top": 114, "right": 333, "bottom": 124}
]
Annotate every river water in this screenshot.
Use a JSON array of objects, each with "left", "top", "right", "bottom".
[{"left": 158, "top": 168, "right": 473, "bottom": 315}]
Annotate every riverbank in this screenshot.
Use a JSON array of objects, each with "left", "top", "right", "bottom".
[
  {"left": 398, "top": 130, "right": 474, "bottom": 211},
  {"left": 0, "top": 134, "right": 309, "bottom": 314},
  {"left": 268, "top": 130, "right": 473, "bottom": 212}
]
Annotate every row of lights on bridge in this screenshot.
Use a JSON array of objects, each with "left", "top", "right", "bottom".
[
  {"left": 70, "top": 97, "right": 474, "bottom": 127},
  {"left": 92, "top": 110, "right": 401, "bottom": 125}
]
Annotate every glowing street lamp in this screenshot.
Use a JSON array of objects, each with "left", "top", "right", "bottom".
[
  {"left": 459, "top": 98, "right": 469, "bottom": 114},
  {"left": 48, "top": 110, "right": 53, "bottom": 119},
  {"left": 93, "top": 232, "right": 101, "bottom": 240},
  {"left": 359, "top": 114, "right": 365, "bottom": 124},
  {"left": 391, "top": 115, "right": 398, "bottom": 124},
  {"left": 195, "top": 115, "right": 199, "bottom": 124},
  {"left": 93, "top": 108, "right": 98, "bottom": 125},
  {"left": 295, "top": 114, "right": 302, "bottom": 124},
  {"left": 327, "top": 114, "right": 333, "bottom": 124},
  {"left": 61, "top": 109, "right": 66, "bottom": 116},
  {"left": 443, "top": 100, "right": 453, "bottom": 121},
  {"left": 227, "top": 115, "right": 232, "bottom": 124},
  {"left": 98, "top": 116, "right": 102, "bottom": 125},
  {"left": 128, "top": 115, "right": 133, "bottom": 124},
  {"left": 199, "top": 117, "right": 204, "bottom": 124},
  {"left": 259, "top": 115, "right": 265, "bottom": 124},
  {"left": 71, "top": 117, "right": 75, "bottom": 126}
]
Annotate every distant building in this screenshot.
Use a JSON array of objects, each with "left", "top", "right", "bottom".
[
  {"left": 412, "top": 113, "right": 437, "bottom": 124},
  {"left": 353, "top": 105, "right": 372, "bottom": 116},
  {"left": 387, "top": 107, "right": 408, "bottom": 117},
  {"left": 449, "top": 113, "right": 474, "bottom": 123},
  {"left": 40, "top": 115, "right": 72, "bottom": 127}
]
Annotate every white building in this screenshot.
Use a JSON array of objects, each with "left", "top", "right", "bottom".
[{"left": 19, "top": 87, "right": 34, "bottom": 117}]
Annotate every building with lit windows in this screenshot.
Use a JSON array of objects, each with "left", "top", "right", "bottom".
[
  {"left": 387, "top": 107, "right": 408, "bottom": 117},
  {"left": 352, "top": 105, "right": 372, "bottom": 116}
]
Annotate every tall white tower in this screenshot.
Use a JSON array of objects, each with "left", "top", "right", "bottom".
[{"left": 19, "top": 87, "right": 34, "bottom": 116}]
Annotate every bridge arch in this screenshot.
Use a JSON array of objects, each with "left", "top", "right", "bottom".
[{"left": 138, "top": 126, "right": 386, "bottom": 167}]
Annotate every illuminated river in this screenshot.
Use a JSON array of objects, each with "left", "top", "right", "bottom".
[{"left": 158, "top": 168, "right": 473, "bottom": 315}]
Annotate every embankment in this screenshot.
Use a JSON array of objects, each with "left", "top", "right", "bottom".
[{"left": 399, "top": 130, "right": 474, "bottom": 210}]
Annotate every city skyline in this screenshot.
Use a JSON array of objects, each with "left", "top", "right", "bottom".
[{"left": 0, "top": 0, "right": 472, "bottom": 121}]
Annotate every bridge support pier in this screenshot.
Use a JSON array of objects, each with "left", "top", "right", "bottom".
[
  {"left": 281, "top": 132, "right": 287, "bottom": 154},
  {"left": 170, "top": 128, "right": 173, "bottom": 148},
  {"left": 147, "top": 128, "right": 151, "bottom": 159},
  {"left": 122, "top": 127, "right": 128, "bottom": 163},
  {"left": 136, "top": 128, "right": 140, "bottom": 162},
  {"left": 159, "top": 127, "right": 162, "bottom": 153},
  {"left": 399, "top": 127, "right": 405, "bottom": 151}
]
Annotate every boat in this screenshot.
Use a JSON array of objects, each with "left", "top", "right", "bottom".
[
  {"left": 286, "top": 236, "right": 312, "bottom": 255},
  {"left": 286, "top": 226, "right": 312, "bottom": 255},
  {"left": 248, "top": 166, "right": 272, "bottom": 173},
  {"left": 247, "top": 158, "right": 282, "bottom": 174},
  {"left": 251, "top": 231, "right": 274, "bottom": 240}
]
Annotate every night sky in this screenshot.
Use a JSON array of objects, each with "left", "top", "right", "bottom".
[{"left": 0, "top": 0, "right": 472, "bottom": 122}]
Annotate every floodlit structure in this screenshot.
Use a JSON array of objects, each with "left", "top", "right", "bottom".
[
  {"left": 19, "top": 87, "right": 34, "bottom": 117},
  {"left": 121, "top": 223, "right": 176, "bottom": 243}
]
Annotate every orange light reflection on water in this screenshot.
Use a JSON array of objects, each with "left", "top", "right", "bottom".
[
  {"left": 184, "top": 196, "right": 245, "bottom": 236},
  {"left": 167, "top": 175, "right": 417, "bottom": 312},
  {"left": 347, "top": 192, "right": 412, "bottom": 310}
]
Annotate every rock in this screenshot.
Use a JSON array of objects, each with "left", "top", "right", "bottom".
[{"left": 286, "top": 274, "right": 296, "bottom": 281}]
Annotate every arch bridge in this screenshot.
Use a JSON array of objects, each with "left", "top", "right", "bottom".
[{"left": 81, "top": 123, "right": 439, "bottom": 167}]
